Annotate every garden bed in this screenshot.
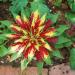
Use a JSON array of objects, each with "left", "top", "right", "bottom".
[{"left": 0, "top": 0, "right": 75, "bottom": 75}]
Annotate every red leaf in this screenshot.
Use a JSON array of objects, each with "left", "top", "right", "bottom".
[
  {"left": 43, "top": 19, "right": 53, "bottom": 31},
  {"left": 40, "top": 27, "right": 55, "bottom": 37},
  {"left": 46, "top": 37, "right": 58, "bottom": 43},
  {"left": 35, "top": 51, "right": 43, "bottom": 61},
  {"left": 39, "top": 46, "right": 49, "bottom": 55},
  {"left": 24, "top": 44, "right": 35, "bottom": 58},
  {"left": 35, "top": 46, "right": 50, "bottom": 61},
  {"left": 6, "top": 34, "right": 22, "bottom": 39}
]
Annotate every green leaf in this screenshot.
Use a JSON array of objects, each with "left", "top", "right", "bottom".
[
  {"left": 52, "top": 50, "right": 63, "bottom": 58},
  {"left": 55, "top": 25, "right": 69, "bottom": 36},
  {"left": 55, "top": 44, "right": 64, "bottom": 48},
  {"left": 37, "top": 62, "right": 43, "bottom": 75},
  {"left": 64, "top": 41, "right": 72, "bottom": 47},
  {"left": 54, "top": 0, "right": 62, "bottom": 7},
  {"left": 31, "top": 2, "right": 50, "bottom": 16},
  {"left": 71, "top": 37, "right": 75, "bottom": 41},
  {"left": 9, "top": 0, "right": 28, "bottom": 13},
  {"left": 0, "top": 20, "right": 13, "bottom": 34},
  {"left": 23, "top": 8, "right": 31, "bottom": 18},
  {"left": 47, "top": 12, "right": 59, "bottom": 23},
  {"left": 21, "top": 59, "right": 29, "bottom": 70},
  {"left": 44, "top": 55, "right": 52, "bottom": 65},
  {"left": 28, "top": 53, "right": 34, "bottom": 61},
  {"left": 67, "top": 0, "right": 75, "bottom": 12},
  {"left": 71, "top": 3, "right": 75, "bottom": 12},
  {"left": 65, "top": 12, "right": 75, "bottom": 23},
  {"left": 56, "top": 36, "right": 70, "bottom": 44},
  {"left": 0, "top": 40, "right": 4, "bottom": 45},
  {"left": 69, "top": 48, "right": 75, "bottom": 69},
  {"left": 33, "top": 0, "right": 45, "bottom": 3},
  {"left": 0, "top": 45, "right": 9, "bottom": 57},
  {"left": 0, "top": 34, "right": 7, "bottom": 40},
  {"left": 10, "top": 46, "right": 25, "bottom": 61},
  {"left": 21, "top": 8, "right": 30, "bottom": 19},
  {"left": 0, "top": 20, "right": 12, "bottom": 27},
  {"left": 10, "top": 52, "right": 21, "bottom": 62},
  {"left": 55, "top": 39, "right": 72, "bottom": 48},
  {"left": 10, "top": 47, "right": 24, "bottom": 61}
]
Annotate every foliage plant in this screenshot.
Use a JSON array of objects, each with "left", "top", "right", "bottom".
[{"left": 0, "top": 0, "right": 75, "bottom": 74}]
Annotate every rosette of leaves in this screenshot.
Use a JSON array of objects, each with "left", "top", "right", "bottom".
[{"left": 0, "top": 8, "right": 61, "bottom": 74}]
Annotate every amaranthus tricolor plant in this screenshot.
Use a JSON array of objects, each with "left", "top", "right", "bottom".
[{"left": 5, "top": 10, "right": 57, "bottom": 70}]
